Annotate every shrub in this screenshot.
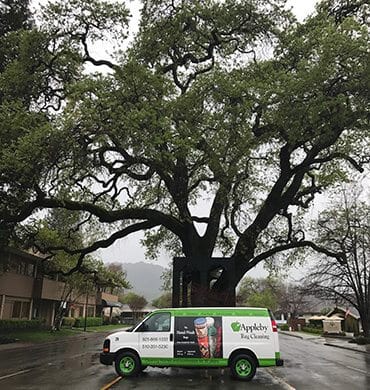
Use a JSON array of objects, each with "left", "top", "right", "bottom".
[
  {"left": 0, "top": 319, "right": 42, "bottom": 331},
  {"left": 111, "top": 317, "right": 120, "bottom": 325},
  {"left": 323, "top": 331, "right": 346, "bottom": 337},
  {"left": 279, "top": 324, "right": 289, "bottom": 331},
  {"left": 302, "top": 326, "right": 323, "bottom": 335},
  {"left": 62, "top": 317, "right": 76, "bottom": 327},
  {"left": 74, "top": 317, "right": 103, "bottom": 327},
  {"left": 0, "top": 336, "right": 18, "bottom": 344},
  {"left": 351, "top": 336, "right": 370, "bottom": 345}
]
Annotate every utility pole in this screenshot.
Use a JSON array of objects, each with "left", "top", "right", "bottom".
[{"left": 84, "top": 289, "right": 88, "bottom": 332}]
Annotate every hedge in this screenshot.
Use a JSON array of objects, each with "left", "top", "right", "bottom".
[
  {"left": 0, "top": 319, "right": 42, "bottom": 331},
  {"left": 302, "top": 326, "right": 323, "bottom": 335},
  {"left": 74, "top": 317, "right": 103, "bottom": 327},
  {"left": 349, "top": 336, "right": 370, "bottom": 345},
  {"left": 62, "top": 317, "right": 76, "bottom": 327}
]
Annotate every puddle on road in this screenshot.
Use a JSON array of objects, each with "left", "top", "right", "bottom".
[
  {"left": 109, "top": 367, "right": 284, "bottom": 390},
  {"left": 281, "top": 359, "right": 302, "bottom": 368},
  {"left": 59, "top": 352, "right": 99, "bottom": 370}
]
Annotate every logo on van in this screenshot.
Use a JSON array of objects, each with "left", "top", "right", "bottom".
[
  {"left": 230, "top": 322, "right": 268, "bottom": 333},
  {"left": 231, "top": 322, "right": 241, "bottom": 332}
]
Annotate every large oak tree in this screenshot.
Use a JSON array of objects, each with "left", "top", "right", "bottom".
[{"left": 1, "top": 0, "right": 369, "bottom": 305}]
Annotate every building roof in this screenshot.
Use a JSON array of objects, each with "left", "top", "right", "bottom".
[
  {"left": 102, "top": 299, "right": 122, "bottom": 308},
  {"left": 327, "top": 307, "right": 360, "bottom": 320}
]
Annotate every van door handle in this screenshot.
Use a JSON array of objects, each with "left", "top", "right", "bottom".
[{"left": 170, "top": 333, "right": 173, "bottom": 342}]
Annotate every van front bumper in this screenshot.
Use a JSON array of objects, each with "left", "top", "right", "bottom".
[
  {"left": 276, "top": 358, "right": 284, "bottom": 366},
  {"left": 100, "top": 352, "right": 115, "bottom": 365}
]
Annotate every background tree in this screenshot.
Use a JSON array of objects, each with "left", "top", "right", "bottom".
[
  {"left": 121, "top": 292, "right": 148, "bottom": 321},
  {"left": 0, "top": 0, "right": 369, "bottom": 305},
  {"left": 237, "top": 276, "right": 282, "bottom": 312},
  {"left": 152, "top": 292, "right": 172, "bottom": 309},
  {"left": 51, "top": 260, "right": 129, "bottom": 330},
  {"left": 237, "top": 277, "right": 317, "bottom": 318},
  {"left": 303, "top": 186, "right": 370, "bottom": 337},
  {"left": 103, "top": 262, "right": 131, "bottom": 295},
  {"left": 278, "top": 283, "right": 313, "bottom": 319},
  {"left": 151, "top": 267, "right": 173, "bottom": 308},
  {"left": 16, "top": 208, "right": 130, "bottom": 329}
]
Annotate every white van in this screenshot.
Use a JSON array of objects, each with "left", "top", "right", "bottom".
[{"left": 100, "top": 307, "right": 283, "bottom": 381}]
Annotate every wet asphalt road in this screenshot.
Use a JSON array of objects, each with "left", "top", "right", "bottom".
[{"left": 0, "top": 333, "right": 369, "bottom": 389}]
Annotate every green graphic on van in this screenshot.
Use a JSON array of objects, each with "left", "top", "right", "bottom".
[{"left": 231, "top": 322, "right": 241, "bottom": 332}]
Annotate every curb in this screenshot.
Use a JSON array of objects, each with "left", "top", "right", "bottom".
[
  {"left": 324, "top": 342, "right": 370, "bottom": 355},
  {"left": 279, "top": 331, "right": 303, "bottom": 340},
  {"left": 280, "top": 331, "right": 370, "bottom": 354}
]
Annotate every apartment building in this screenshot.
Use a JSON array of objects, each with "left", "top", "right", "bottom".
[{"left": 0, "top": 247, "right": 119, "bottom": 325}]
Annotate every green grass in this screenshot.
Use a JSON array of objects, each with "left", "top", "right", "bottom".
[{"left": 84, "top": 324, "right": 130, "bottom": 332}]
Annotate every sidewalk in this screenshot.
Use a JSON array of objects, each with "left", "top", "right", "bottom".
[{"left": 280, "top": 330, "right": 370, "bottom": 355}]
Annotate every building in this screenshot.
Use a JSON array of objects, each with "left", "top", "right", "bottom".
[
  {"left": 0, "top": 247, "right": 119, "bottom": 326},
  {"left": 327, "top": 307, "right": 362, "bottom": 336}
]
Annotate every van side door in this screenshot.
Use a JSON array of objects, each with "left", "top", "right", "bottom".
[{"left": 137, "top": 312, "right": 173, "bottom": 358}]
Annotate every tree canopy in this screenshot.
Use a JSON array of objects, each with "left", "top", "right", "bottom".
[
  {"left": 237, "top": 276, "right": 281, "bottom": 312},
  {"left": 0, "top": 0, "right": 369, "bottom": 301},
  {"left": 122, "top": 292, "right": 148, "bottom": 318}
]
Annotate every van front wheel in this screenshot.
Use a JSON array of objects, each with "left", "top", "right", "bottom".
[
  {"left": 230, "top": 354, "right": 257, "bottom": 381},
  {"left": 115, "top": 351, "right": 141, "bottom": 377}
]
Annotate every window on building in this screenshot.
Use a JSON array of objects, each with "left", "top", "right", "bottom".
[
  {"left": 26, "top": 263, "right": 35, "bottom": 277},
  {"left": 8, "top": 259, "right": 35, "bottom": 277},
  {"left": 10, "top": 300, "right": 30, "bottom": 319},
  {"left": 12, "top": 301, "right": 22, "bottom": 318},
  {"left": 21, "top": 302, "right": 30, "bottom": 318},
  {"left": 9, "top": 261, "right": 19, "bottom": 274}
]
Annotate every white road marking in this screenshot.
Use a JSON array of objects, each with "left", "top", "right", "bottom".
[
  {"left": 337, "top": 364, "right": 368, "bottom": 375},
  {"left": 266, "top": 368, "right": 296, "bottom": 390},
  {"left": 0, "top": 369, "right": 32, "bottom": 381}
]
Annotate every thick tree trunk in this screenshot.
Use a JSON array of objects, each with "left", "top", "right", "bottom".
[
  {"left": 188, "top": 258, "right": 240, "bottom": 307},
  {"left": 359, "top": 308, "right": 370, "bottom": 338}
]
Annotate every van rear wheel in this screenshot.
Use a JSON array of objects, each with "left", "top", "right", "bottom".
[
  {"left": 230, "top": 354, "right": 257, "bottom": 381},
  {"left": 115, "top": 351, "right": 141, "bottom": 377}
]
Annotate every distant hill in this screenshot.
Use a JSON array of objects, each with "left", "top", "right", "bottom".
[{"left": 123, "top": 262, "right": 165, "bottom": 301}]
